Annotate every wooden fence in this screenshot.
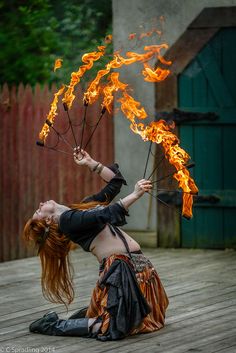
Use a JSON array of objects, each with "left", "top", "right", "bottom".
[{"left": 0, "top": 83, "right": 114, "bottom": 262}]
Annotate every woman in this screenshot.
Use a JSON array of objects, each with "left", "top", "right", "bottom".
[{"left": 23, "top": 148, "right": 168, "bottom": 341}]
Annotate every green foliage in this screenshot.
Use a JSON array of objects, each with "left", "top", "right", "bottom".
[{"left": 0, "top": 0, "right": 112, "bottom": 86}]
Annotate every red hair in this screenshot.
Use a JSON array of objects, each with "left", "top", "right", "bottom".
[{"left": 23, "top": 200, "right": 108, "bottom": 308}]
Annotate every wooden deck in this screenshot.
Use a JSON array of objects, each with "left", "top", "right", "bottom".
[{"left": 0, "top": 248, "right": 236, "bottom": 353}]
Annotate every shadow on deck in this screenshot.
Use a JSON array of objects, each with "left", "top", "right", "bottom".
[{"left": 0, "top": 248, "right": 236, "bottom": 353}]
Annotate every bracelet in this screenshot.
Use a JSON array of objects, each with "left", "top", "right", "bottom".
[
  {"left": 96, "top": 163, "right": 104, "bottom": 175},
  {"left": 92, "top": 162, "right": 100, "bottom": 172},
  {"left": 118, "top": 198, "right": 127, "bottom": 210},
  {"left": 91, "top": 162, "right": 104, "bottom": 174}
]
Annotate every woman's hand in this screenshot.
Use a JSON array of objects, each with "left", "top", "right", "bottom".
[
  {"left": 73, "top": 147, "right": 92, "bottom": 166},
  {"left": 133, "top": 179, "right": 153, "bottom": 198},
  {"left": 118, "top": 179, "right": 153, "bottom": 210}
]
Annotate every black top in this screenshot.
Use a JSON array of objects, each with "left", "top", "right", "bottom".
[{"left": 58, "top": 164, "right": 129, "bottom": 252}]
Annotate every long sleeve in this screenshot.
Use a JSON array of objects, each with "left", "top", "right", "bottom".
[
  {"left": 59, "top": 164, "right": 129, "bottom": 250},
  {"left": 59, "top": 203, "right": 129, "bottom": 236},
  {"left": 82, "top": 163, "right": 127, "bottom": 204}
]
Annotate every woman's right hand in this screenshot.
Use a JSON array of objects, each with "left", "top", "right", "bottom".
[
  {"left": 133, "top": 179, "right": 153, "bottom": 198},
  {"left": 73, "top": 147, "right": 92, "bottom": 166}
]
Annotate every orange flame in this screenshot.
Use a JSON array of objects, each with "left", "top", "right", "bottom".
[
  {"left": 142, "top": 64, "right": 170, "bottom": 82},
  {"left": 118, "top": 91, "right": 148, "bottom": 121},
  {"left": 128, "top": 33, "right": 136, "bottom": 40},
  {"left": 84, "top": 44, "right": 171, "bottom": 105},
  {"left": 54, "top": 58, "right": 63, "bottom": 72},
  {"left": 105, "top": 34, "right": 112, "bottom": 44},
  {"left": 129, "top": 120, "right": 198, "bottom": 218},
  {"left": 39, "top": 85, "right": 65, "bottom": 141},
  {"left": 139, "top": 31, "right": 154, "bottom": 39},
  {"left": 115, "top": 80, "right": 198, "bottom": 218},
  {"left": 129, "top": 29, "right": 163, "bottom": 41},
  {"left": 62, "top": 46, "right": 106, "bottom": 109},
  {"left": 40, "top": 34, "right": 198, "bottom": 218},
  {"left": 102, "top": 72, "right": 128, "bottom": 113},
  {"left": 82, "top": 40, "right": 196, "bottom": 217}
]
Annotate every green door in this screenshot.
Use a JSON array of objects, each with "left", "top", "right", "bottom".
[{"left": 178, "top": 28, "right": 236, "bottom": 249}]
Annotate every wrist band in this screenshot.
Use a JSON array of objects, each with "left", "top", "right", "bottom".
[
  {"left": 119, "top": 198, "right": 127, "bottom": 210},
  {"left": 92, "top": 162, "right": 100, "bottom": 172},
  {"left": 96, "top": 163, "right": 104, "bottom": 174},
  {"left": 91, "top": 162, "right": 104, "bottom": 174}
]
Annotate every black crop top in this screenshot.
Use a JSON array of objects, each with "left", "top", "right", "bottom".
[{"left": 58, "top": 164, "right": 129, "bottom": 252}]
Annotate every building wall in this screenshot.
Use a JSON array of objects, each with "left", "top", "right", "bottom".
[{"left": 112, "top": 0, "right": 236, "bottom": 237}]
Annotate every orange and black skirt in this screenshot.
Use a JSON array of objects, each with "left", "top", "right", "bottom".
[{"left": 85, "top": 251, "right": 169, "bottom": 341}]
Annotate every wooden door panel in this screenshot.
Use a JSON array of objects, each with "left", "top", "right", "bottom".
[
  {"left": 222, "top": 29, "right": 236, "bottom": 102},
  {"left": 224, "top": 209, "right": 236, "bottom": 248},
  {"left": 223, "top": 127, "right": 235, "bottom": 188},
  {"left": 179, "top": 28, "right": 236, "bottom": 249},
  {"left": 178, "top": 74, "right": 193, "bottom": 106},
  {"left": 194, "top": 126, "right": 222, "bottom": 189},
  {"left": 192, "top": 64, "right": 207, "bottom": 107},
  {"left": 195, "top": 208, "right": 224, "bottom": 248},
  {"left": 198, "top": 45, "right": 234, "bottom": 107},
  {"left": 182, "top": 208, "right": 224, "bottom": 248}
]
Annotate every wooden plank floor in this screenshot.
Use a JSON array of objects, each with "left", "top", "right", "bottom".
[{"left": 0, "top": 248, "right": 236, "bottom": 353}]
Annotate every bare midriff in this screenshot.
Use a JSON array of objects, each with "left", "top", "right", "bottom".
[{"left": 89, "top": 225, "right": 141, "bottom": 262}]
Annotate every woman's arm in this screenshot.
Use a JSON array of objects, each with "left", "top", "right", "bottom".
[
  {"left": 59, "top": 179, "right": 153, "bottom": 235},
  {"left": 73, "top": 148, "right": 127, "bottom": 203},
  {"left": 119, "top": 179, "right": 153, "bottom": 210},
  {"left": 73, "top": 148, "right": 115, "bottom": 182}
]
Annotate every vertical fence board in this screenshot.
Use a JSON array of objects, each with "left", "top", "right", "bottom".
[
  {"left": 0, "top": 88, "right": 3, "bottom": 262},
  {"left": 5, "top": 84, "right": 12, "bottom": 260},
  {"left": 1, "top": 84, "right": 10, "bottom": 261},
  {"left": 18, "top": 83, "right": 28, "bottom": 258},
  {"left": 0, "top": 83, "right": 114, "bottom": 262},
  {"left": 9, "top": 86, "right": 19, "bottom": 260}
]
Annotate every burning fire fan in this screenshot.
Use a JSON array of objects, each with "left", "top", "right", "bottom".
[{"left": 36, "top": 33, "right": 198, "bottom": 219}]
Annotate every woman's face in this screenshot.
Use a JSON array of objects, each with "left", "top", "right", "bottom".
[{"left": 33, "top": 200, "right": 56, "bottom": 221}]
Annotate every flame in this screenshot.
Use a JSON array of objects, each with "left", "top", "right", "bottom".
[
  {"left": 39, "top": 38, "right": 111, "bottom": 143},
  {"left": 128, "top": 28, "right": 162, "bottom": 41},
  {"left": 116, "top": 84, "right": 198, "bottom": 218},
  {"left": 40, "top": 34, "right": 198, "bottom": 218},
  {"left": 54, "top": 58, "right": 63, "bottom": 72},
  {"left": 119, "top": 91, "right": 147, "bottom": 121},
  {"left": 62, "top": 46, "right": 106, "bottom": 109},
  {"left": 105, "top": 34, "right": 112, "bottom": 44},
  {"left": 82, "top": 40, "right": 196, "bottom": 217},
  {"left": 128, "top": 120, "right": 198, "bottom": 218},
  {"left": 155, "top": 30, "right": 162, "bottom": 36},
  {"left": 39, "top": 85, "right": 65, "bottom": 141},
  {"left": 102, "top": 72, "right": 128, "bottom": 113},
  {"left": 84, "top": 44, "right": 171, "bottom": 105},
  {"left": 128, "top": 33, "right": 136, "bottom": 40},
  {"left": 142, "top": 64, "right": 170, "bottom": 82},
  {"left": 139, "top": 31, "right": 154, "bottom": 39}
]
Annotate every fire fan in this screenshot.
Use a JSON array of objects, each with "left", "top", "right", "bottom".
[{"left": 36, "top": 33, "right": 198, "bottom": 219}]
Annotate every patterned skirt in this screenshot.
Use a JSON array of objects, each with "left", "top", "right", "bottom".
[{"left": 85, "top": 252, "right": 169, "bottom": 341}]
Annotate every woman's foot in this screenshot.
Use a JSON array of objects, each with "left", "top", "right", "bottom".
[
  {"left": 29, "top": 311, "right": 58, "bottom": 333},
  {"left": 29, "top": 312, "right": 90, "bottom": 336}
]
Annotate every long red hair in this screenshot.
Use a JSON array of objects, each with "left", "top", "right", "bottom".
[{"left": 23, "top": 200, "right": 108, "bottom": 308}]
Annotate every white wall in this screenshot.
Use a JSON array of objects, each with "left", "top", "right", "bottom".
[{"left": 112, "top": 0, "right": 236, "bottom": 231}]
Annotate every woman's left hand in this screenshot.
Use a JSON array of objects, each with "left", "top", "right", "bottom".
[
  {"left": 73, "top": 147, "right": 92, "bottom": 166},
  {"left": 133, "top": 179, "right": 153, "bottom": 198}
]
